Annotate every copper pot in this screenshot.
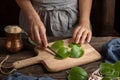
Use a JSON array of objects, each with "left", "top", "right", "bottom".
[{"left": 4, "top": 25, "right": 23, "bottom": 53}]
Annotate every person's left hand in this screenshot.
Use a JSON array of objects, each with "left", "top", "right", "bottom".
[{"left": 72, "top": 21, "right": 92, "bottom": 44}]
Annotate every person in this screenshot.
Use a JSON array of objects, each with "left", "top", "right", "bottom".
[{"left": 16, "top": 0, "right": 92, "bottom": 47}]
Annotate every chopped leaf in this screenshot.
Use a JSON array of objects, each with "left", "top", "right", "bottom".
[
  {"left": 55, "top": 54, "right": 64, "bottom": 60},
  {"left": 68, "top": 43, "right": 81, "bottom": 48},
  {"left": 68, "top": 67, "right": 88, "bottom": 80},
  {"left": 55, "top": 47, "right": 69, "bottom": 59},
  {"left": 68, "top": 43, "right": 74, "bottom": 48},
  {"left": 50, "top": 40, "right": 84, "bottom": 59},
  {"left": 51, "top": 40, "right": 64, "bottom": 51},
  {"left": 70, "top": 45, "right": 84, "bottom": 58},
  {"left": 76, "top": 43, "right": 81, "bottom": 47}
]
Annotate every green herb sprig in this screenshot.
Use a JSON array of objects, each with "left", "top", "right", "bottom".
[{"left": 100, "top": 61, "right": 120, "bottom": 80}]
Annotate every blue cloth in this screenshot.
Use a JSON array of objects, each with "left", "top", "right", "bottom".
[
  {"left": 102, "top": 38, "right": 120, "bottom": 63},
  {"left": 4, "top": 72, "right": 54, "bottom": 80}
]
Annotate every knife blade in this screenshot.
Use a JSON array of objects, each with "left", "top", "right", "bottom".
[{"left": 47, "top": 46, "right": 57, "bottom": 55}]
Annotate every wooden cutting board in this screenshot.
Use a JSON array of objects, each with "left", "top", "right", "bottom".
[{"left": 13, "top": 39, "right": 101, "bottom": 72}]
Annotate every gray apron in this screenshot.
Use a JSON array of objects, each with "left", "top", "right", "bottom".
[{"left": 19, "top": 0, "right": 78, "bottom": 37}]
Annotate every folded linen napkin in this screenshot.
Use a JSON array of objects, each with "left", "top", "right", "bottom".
[
  {"left": 102, "top": 38, "right": 120, "bottom": 63},
  {"left": 4, "top": 72, "right": 54, "bottom": 80}
]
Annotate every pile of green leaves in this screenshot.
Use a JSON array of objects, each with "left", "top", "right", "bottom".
[
  {"left": 99, "top": 61, "right": 120, "bottom": 80},
  {"left": 50, "top": 40, "right": 84, "bottom": 59},
  {"left": 68, "top": 67, "right": 88, "bottom": 80}
]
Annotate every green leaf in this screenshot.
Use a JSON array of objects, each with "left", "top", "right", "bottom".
[
  {"left": 51, "top": 40, "right": 64, "bottom": 51},
  {"left": 69, "top": 67, "right": 88, "bottom": 77},
  {"left": 99, "top": 61, "right": 120, "bottom": 79},
  {"left": 55, "top": 54, "right": 64, "bottom": 60},
  {"left": 50, "top": 40, "right": 84, "bottom": 59},
  {"left": 104, "top": 71, "right": 119, "bottom": 78},
  {"left": 68, "top": 74, "right": 87, "bottom": 80},
  {"left": 102, "top": 77, "right": 111, "bottom": 80},
  {"left": 68, "top": 43, "right": 81, "bottom": 48},
  {"left": 76, "top": 44, "right": 81, "bottom": 47},
  {"left": 116, "top": 77, "right": 120, "bottom": 80},
  {"left": 100, "top": 63, "right": 114, "bottom": 76},
  {"left": 70, "top": 45, "right": 84, "bottom": 58},
  {"left": 68, "top": 43, "right": 74, "bottom": 48},
  {"left": 111, "top": 71, "right": 119, "bottom": 77},
  {"left": 68, "top": 67, "right": 88, "bottom": 80},
  {"left": 55, "top": 47, "right": 69, "bottom": 59},
  {"left": 113, "top": 61, "right": 120, "bottom": 72}
]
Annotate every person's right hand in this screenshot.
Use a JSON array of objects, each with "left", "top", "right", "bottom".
[{"left": 29, "top": 17, "right": 48, "bottom": 48}]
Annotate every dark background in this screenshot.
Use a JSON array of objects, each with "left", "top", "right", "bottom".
[
  {"left": 0, "top": 0, "right": 118, "bottom": 37},
  {"left": 0, "top": 0, "right": 20, "bottom": 37},
  {"left": 115, "top": 0, "right": 120, "bottom": 34}
]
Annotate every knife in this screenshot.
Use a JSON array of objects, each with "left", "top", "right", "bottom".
[{"left": 47, "top": 46, "right": 57, "bottom": 55}]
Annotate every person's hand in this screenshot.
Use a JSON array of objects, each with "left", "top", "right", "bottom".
[
  {"left": 29, "top": 17, "right": 48, "bottom": 47},
  {"left": 72, "top": 21, "right": 92, "bottom": 44}
]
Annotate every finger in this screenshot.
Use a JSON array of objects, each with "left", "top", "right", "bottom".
[
  {"left": 30, "top": 26, "right": 35, "bottom": 42},
  {"left": 86, "top": 32, "right": 92, "bottom": 43},
  {"left": 80, "top": 31, "right": 88, "bottom": 44},
  {"left": 33, "top": 26, "right": 42, "bottom": 45},
  {"left": 72, "top": 27, "right": 81, "bottom": 42},
  {"left": 75, "top": 28, "right": 84, "bottom": 44},
  {"left": 40, "top": 31, "right": 48, "bottom": 47},
  {"left": 38, "top": 25, "right": 48, "bottom": 47}
]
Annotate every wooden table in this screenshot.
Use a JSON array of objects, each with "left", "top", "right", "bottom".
[{"left": 0, "top": 37, "right": 115, "bottom": 80}]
